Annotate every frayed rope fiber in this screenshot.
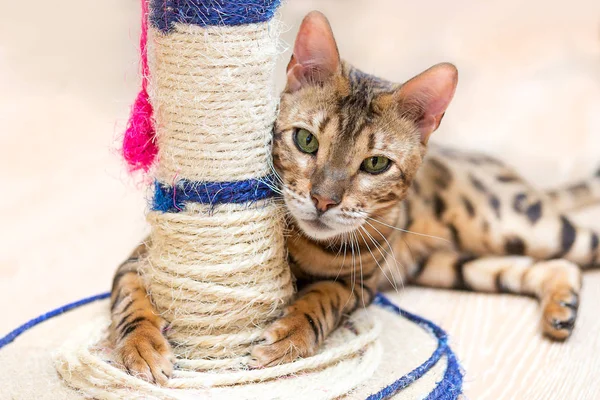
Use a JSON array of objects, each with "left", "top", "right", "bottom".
[
  {"left": 0, "top": 293, "right": 462, "bottom": 399},
  {"left": 122, "top": 0, "right": 157, "bottom": 172},
  {"left": 122, "top": 88, "right": 156, "bottom": 171},
  {"left": 152, "top": 175, "right": 277, "bottom": 212},
  {"left": 150, "top": 0, "right": 282, "bottom": 32}
]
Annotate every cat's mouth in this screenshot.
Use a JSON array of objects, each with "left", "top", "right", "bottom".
[
  {"left": 297, "top": 216, "right": 366, "bottom": 241},
  {"left": 282, "top": 191, "right": 363, "bottom": 240}
]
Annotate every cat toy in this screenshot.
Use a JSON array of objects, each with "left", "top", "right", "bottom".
[{"left": 0, "top": 1, "right": 463, "bottom": 398}]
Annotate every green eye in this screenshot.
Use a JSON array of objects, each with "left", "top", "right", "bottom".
[
  {"left": 361, "top": 156, "right": 390, "bottom": 174},
  {"left": 293, "top": 128, "right": 319, "bottom": 154}
]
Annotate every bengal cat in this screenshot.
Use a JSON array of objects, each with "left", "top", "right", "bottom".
[{"left": 109, "top": 11, "right": 600, "bottom": 384}]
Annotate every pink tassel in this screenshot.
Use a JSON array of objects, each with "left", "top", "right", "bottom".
[
  {"left": 122, "top": 88, "right": 156, "bottom": 171},
  {"left": 122, "top": 0, "right": 157, "bottom": 172}
]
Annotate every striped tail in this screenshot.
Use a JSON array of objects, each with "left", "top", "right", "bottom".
[{"left": 546, "top": 168, "right": 600, "bottom": 213}]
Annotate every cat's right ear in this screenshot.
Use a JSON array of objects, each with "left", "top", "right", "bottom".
[{"left": 286, "top": 11, "right": 341, "bottom": 92}]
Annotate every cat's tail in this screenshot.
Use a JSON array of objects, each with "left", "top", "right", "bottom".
[{"left": 545, "top": 168, "right": 600, "bottom": 213}]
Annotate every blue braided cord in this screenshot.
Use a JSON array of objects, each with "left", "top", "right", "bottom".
[
  {"left": 150, "top": 0, "right": 281, "bottom": 32},
  {"left": 152, "top": 175, "right": 278, "bottom": 212},
  {"left": 368, "top": 293, "right": 463, "bottom": 400},
  {"left": 0, "top": 292, "right": 110, "bottom": 350},
  {"left": 423, "top": 345, "right": 464, "bottom": 400},
  {"left": 0, "top": 291, "right": 462, "bottom": 400}
]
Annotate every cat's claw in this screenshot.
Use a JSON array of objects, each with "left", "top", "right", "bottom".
[
  {"left": 114, "top": 322, "right": 175, "bottom": 385},
  {"left": 250, "top": 311, "right": 318, "bottom": 368}
]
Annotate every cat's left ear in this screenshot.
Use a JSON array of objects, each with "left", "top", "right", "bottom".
[
  {"left": 286, "top": 11, "right": 341, "bottom": 92},
  {"left": 395, "top": 63, "right": 458, "bottom": 144}
]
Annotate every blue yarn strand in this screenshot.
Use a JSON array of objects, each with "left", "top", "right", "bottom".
[
  {"left": 150, "top": 0, "right": 282, "bottom": 32},
  {"left": 0, "top": 292, "right": 110, "bottom": 350},
  {"left": 423, "top": 346, "right": 464, "bottom": 400},
  {"left": 152, "top": 175, "right": 278, "bottom": 212},
  {"left": 368, "top": 293, "right": 463, "bottom": 400},
  {"left": 0, "top": 292, "right": 462, "bottom": 399}
]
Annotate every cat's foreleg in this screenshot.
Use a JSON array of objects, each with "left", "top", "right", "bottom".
[
  {"left": 251, "top": 276, "right": 377, "bottom": 367},
  {"left": 110, "top": 240, "right": 174, "bottom": 384}
]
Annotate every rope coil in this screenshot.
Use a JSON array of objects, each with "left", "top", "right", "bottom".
[{"left": 151, "top": 22, "right": 280, "bottom": 184}]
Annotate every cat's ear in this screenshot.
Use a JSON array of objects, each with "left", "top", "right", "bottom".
[
  {"left": 286, "top": 11, "right": 341, "bottom": 92},
  {"left": 395, "top": 63, "right": 458, "bottom": 144}
]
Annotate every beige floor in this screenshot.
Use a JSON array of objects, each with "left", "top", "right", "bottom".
[{"left": 1, "top": 0, "right": 599, "bottom": 398}]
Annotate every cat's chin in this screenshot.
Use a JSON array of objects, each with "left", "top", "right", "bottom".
[{"left": 296, "top": 218, "right": 352, "bottom": 241}]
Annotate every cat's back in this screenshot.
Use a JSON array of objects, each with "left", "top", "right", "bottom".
[
  {"left": 415, "top": 144, "right": 527, "bottom": 201},
  {"left": 407, "top": 144, "right": 548, "bottom": 254}
]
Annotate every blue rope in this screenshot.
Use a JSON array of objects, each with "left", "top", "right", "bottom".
[
  {"left": 150, "top": 0, "right": 282, "bottom": 32},
  {"left": 0, "top": 292, "right": 462, "bottom": 399},
  {"left": 368, "top": 293, "right": 463, "bottom": 400},
  {"left": 423, "top": 344, "right": 464, "bottom": 400},
  {"left": 0, "top": 292, "right": 110, "bottom": 350},
  {"left": 152, "top": 175, "right": 278, "bottom": 212}
]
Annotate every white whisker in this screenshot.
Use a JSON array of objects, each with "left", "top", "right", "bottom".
[
  {"left": 364, "top": 215, "right": 451, "bottom": 243},
  {"left": 342, "top": 232, "right": 357, "bottom": 311},
  {"left": 362, "top": 220, "right": 406, "bottom": 291},
  {"left": 359, "top": 225, "right": 398, "bottom": 292},
  {"left": 352, "top": 230, "right": 367, "bottom": 310}
]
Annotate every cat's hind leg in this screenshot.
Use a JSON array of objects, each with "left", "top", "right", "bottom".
[{"left": 411, "top": 251, "right": 582, "bottom": 340}]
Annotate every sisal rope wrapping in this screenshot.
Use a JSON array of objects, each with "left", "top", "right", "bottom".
[
  {"left": 143, "top": 20, "right": 294, "bottom": 361},
  {"left": 145, "top": 203, "right": 293, "bottom": 359},
  {"left": 150, "top": 23, "right": 280, "bottom": 184}
]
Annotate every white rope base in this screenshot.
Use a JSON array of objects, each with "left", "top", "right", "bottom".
[{"left": 53, "top": 309, "right": 381, "bottom": 400}]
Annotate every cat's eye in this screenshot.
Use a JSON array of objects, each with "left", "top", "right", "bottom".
[
  {"left": 293, "top": 128, "right": 319, "bottom": 154},
  {"left": 361, "top": 156, "right": 391, "bottom": 174}
]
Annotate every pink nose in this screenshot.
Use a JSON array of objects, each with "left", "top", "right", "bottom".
[{"left": 311, "top": 192, "right": 340, "bottom": 213}]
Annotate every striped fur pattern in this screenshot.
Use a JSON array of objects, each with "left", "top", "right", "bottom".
[
  {"left": 109, "top": 11, "right": 600, "bottom": 383},
  {"left": 545, "top": 169, "right": 600, "bottom": 213},
  {"left": 110, "top": 241, "right": 174, "bottom": 384}
]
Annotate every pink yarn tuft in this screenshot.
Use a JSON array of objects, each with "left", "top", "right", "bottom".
[
  {"left": 122, "top": 0, "right": 157, "bottom": 172},
  {"left": 122, "top": 88, "right": 156, "bottom": 171}
]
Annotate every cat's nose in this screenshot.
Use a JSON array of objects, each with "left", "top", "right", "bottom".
[{"left": 310, "top": 191, "right": 341, "bottom": 213}]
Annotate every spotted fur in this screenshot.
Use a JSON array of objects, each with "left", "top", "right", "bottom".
[{"left": 109, "top": 11, "right": 600, "bottom": 382}]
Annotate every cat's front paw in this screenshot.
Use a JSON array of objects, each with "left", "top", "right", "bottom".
[
  {"left": 113, "top": 321, "right": 175, "bottom": 385},
  {"left": 250, "top": 311, "right": 319, "bottom": 367}
]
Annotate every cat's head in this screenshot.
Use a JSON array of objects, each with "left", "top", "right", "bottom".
[{"left": 273, "top": 11, "right": 457, "bottom": 241}]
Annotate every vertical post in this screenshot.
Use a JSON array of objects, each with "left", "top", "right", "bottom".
[{"left": 143, "top": 0, "right": 294, "bottom": 364}]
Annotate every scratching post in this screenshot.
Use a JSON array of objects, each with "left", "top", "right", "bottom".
[
  {"left": 143, "top": 1, "right": 294, "bottom": 363},
  {"left": 50, "top": 1, "right": 383, "bottom": 398}
]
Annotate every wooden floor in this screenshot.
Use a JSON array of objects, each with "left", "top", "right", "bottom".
[{"left": 1, "top": 0, "right": 599, "bottom": 398}]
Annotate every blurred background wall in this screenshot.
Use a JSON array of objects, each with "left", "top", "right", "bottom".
[{"left": 0, "top": 0, "right": 599, "bottom": 397}]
